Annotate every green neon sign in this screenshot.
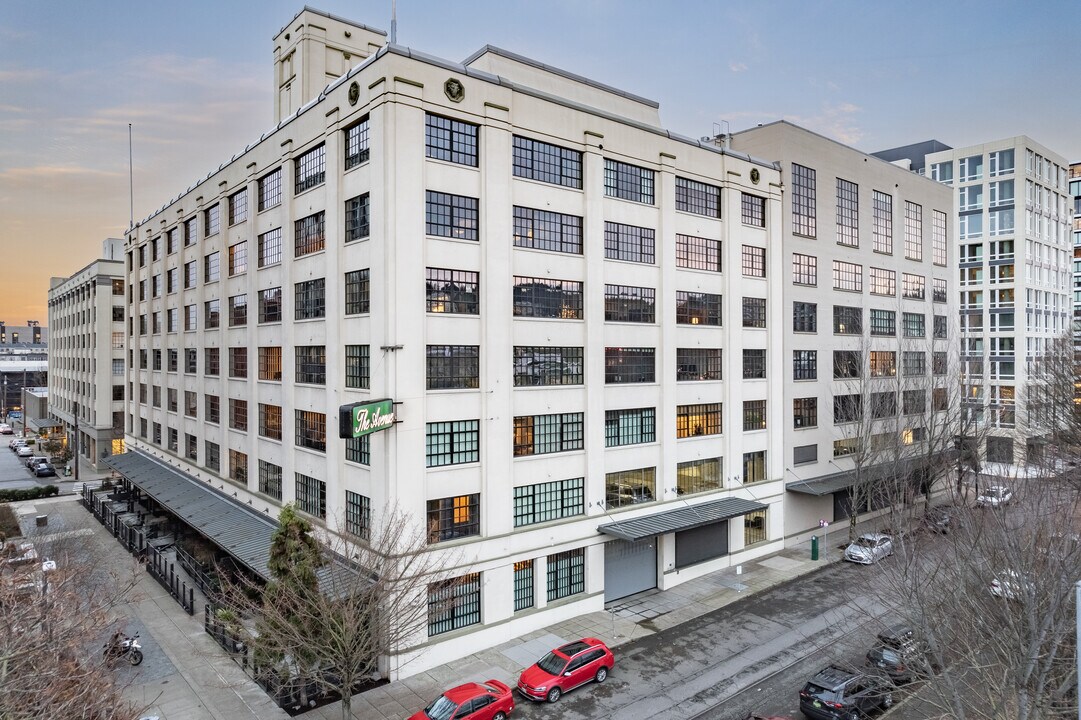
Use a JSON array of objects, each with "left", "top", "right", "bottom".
[{"left": 338, "top": 399, "right": 396, "bottom": 439}]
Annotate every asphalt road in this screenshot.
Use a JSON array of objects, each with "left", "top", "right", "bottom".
[
  {"left": 0, "top": 434, "right": 54, "bottom": 490},
  {"left": 511, "top": 560, "right": 897, "bottom": 720}
]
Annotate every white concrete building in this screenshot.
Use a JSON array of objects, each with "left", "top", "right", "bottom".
[
  {"left": 46, "top": 238, "right": 127, "bottom": 469},
  {"left": 119, "top": 8, "right": 792, "bottom": 677},
  {"left": 731, "top": 123, "right": 956, "bottom": 539}
]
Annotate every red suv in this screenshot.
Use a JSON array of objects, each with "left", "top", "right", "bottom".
[
  {"left": 517, "top": 637, "right": 614, "bottom": 703},
  {"left": 410, "top": 679, "right": 514, "bottom": 720}
]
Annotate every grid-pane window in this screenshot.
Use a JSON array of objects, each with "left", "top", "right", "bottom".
[
  {"left": 427, "top": 573, "right": 481, "bottom": 636},
  {"left": 344, "top": 117, "right": 370, "bottom": 169},
  {"left": 793, "top": 350, "right": 817, "bottom": 380},
  {"left": 834, "top": 351, "right": 862, "bottom": 379},
  {"left": 903, "top": 351, "right": 926, "bottom": 377},
  {"left": 677, "top": 458, "right": 722, "bottom": 495},
  {"left": 425, "top": 113, "right": 478, "bottom": 166},
  {"left": 295, "top": 279, "right": 326, "bottom": 320},
  {"left": 345, "top": 435, "right": 370, "bottom": 465},
  {"left": 258, "top": 346, "right": 282, "bottom": 381},
  {"left": 295, "top": 473, "right": 326, "bottom": 518},
  {"left": 258, "top": 228, "right": 282, "bottom": 267},
  {"left": 745, "top": 510, "right": 768, "bottom": 545},
  {"left": 513, "top": 346, "right": 584, "bottom": 386},
  {"left": 933, "top": 352, "right": 947, "bottom": 375},
  {"left": 513, "top": 413, "right": 584, "bottom": 457},
  {"left": 345, "top": 193, "right": 370, "bottom": 242},
  {"left": 295, "top": 410, "right": 327, "bottom": 452},
  {"left": 742, "top": 245, "right": 766, "bottom": 277},
  {"left": 514, "top": 561, "right": 534, "bottom": 612},
  {"left": 792, "top": 253, "right": 817, "bottom": 285},
  {"left": 547, "top": 548, "right": 585, "bottom": 602},
  {"left": 869, "top": 351, "right": 897, "bottom": 377},
  {"left": 228, "top": 450, "right": 247, "bottom": 484},
  {"left": 869, "top": 267, "right": 896, "bottom": 296},
  {"left": 903, "top": 389, "right": 926, "bottom": 415},
  {"left": 904, "top": 201, "right": 923, "bottom": 261},
  {"left": 676, "top": 348, "right": 722, "bottom": 381},
  {"left": 344, "top": 269, "right": 370, "bottom": 315},
  {"left": 204, "top": 252, "right": 220, "bottom": 282},
  {"left": 903, "top": 312, "right": 926, "bottom": 337},
  {"left": 345, "top": 345, "right": 370, "bottom": 389},
  {"left": 675, "top": 176, "right": 721, "bottom": 217},
  {"left": 345, "top": 491, "right": 371, "bottom": 540},
  {"left": 229, "top": 347, "right": 247, "bottom": 377},
  {"left": 793, "top": 302, "right": 817, "bottom": 332},
  {"left": 833, "top": 260, "right": 862, "bottom": 292},
  {"left": 743, "top": 349, "right": 766, "bottom": 379},
  {"left": 258, "top": 169, "right": 282, "bottom": 211},
  {"left": 294, "top": 143, "right": 326, "bottom": 193},
  {"left": 258, "top": 287, "right": 282, "bottom": 323},
  {"left": 794, "top": 397, "right": 817, "bottom": 428},
  {"left": 605, "top": 284, "right": 655, "bottom": 322},
  {"left": 902, "top": 273, "right": 925, "bottom": 300},
  {"left": 604, "top": 159, "right": 654, "bottom": 204},
  {"left": 933, "top": 278, "right": 947, "bottom": 303},
  {"left": 426, "top": 268, "right": 479, "bottom": 314},
  {"left": 513, "top": 479, "right": 585, "bottom": 528},
  {"left": 426, "top": 420, "right": 480, "bottom": 467},
  {"left": 932, "top": 209, "right": 948, "bottom": 266},
  {"left": 205, "top": 348, "right": 220, "bottom": 376},
  {"left": 512, "top": 135, "right": 582, "bottom": 188},
  {"left": 184, "top": 305, "right": 197, "bottom": 331},
  {"left": 512, "top": 276, "right": 583, "bottom": 319},
  {"left": 604, "top": 222, "right": 655, "bottom": 264},
  {"left": 836, "top": 178, "right": 859, "bottom": 247},
  {"left": 228, "top": 189, "right": 248, "bottom": 225},
  {"left": 205, "top": 394, "right": 220, "bottom": 423},
  {"left": 295, "top": 346, "right": 326, "bottom": 385},
  {"left": 605, "top": 407, "right": 656, "bottom": 447},
  {"left": 427, "top": 494, "right": 480, "bottom": 542},
  {"left": 676, "top": 234, "right": 721, "bottom": 272},
  {"left": 259, "top": 403, "right": 283, "bottom": 440},
  {"left": 742, "top": 400, "right": 766, "bottom": 431},
  {"left": 204, "top": 204, "right": 220, "bottom": 237},
  {"left": 677, "top": 403, "right": 722, "bottom": 437},
  {"left": 870, "top": 309, "right": 896, "bottom": 336},
  {"left": 205, "top": 442, "right": 220, "bottom": 471},
  {"left": 294, "top": 211, "right": 326, "bottom": 257},
  {"left": 426, "top": 191, "right": 478, "bottom": 240},
  {"left": 513, "top": 207, "right": 583, "bottom": 254},
  {"left": 604, "top": 347, "right": 655, "bottom": 384},
  {"left": 743, "top": 451, "right": 766, "bottom": 483},
  {"left": 873, "top": 190, "right": 893, "bottom": 254},
  {"left": 741, "top": 193, "right": 766, "bottom": 227},
  {"left": 184, "top": 217, "right": 197, "bottom": 246},
  {"left": 427, "top": 345, "right": 479, "bottom": 390},
  {"left": 676, "top": 291, "right": 722, "bottom": 326},
  {"left": 184, "top": 260, "right": 197, "bottom": 288},
  {"left": 934, "top": 314, "right": 948, "bottom": 338},
  {"left": 228, "top": 294, "right": 247, "bottom": 326},
  {"left": 742, "top": 297, "right": 766, "bottom": 328},
  {"left": 792, "top": 163, "right": 816, "bottom": 237},
  {"left": 229, "top": 399, "right": 248, "bottom": 431}
]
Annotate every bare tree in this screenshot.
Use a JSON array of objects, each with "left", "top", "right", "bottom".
[
  {"left": 0, "top": 511, "right": 144, "bottom": 719},
  {"left": 219, "top": 503, "right": 454, "bottom": 719},
  {"left": 1020, "top": 333, "right": 1081, "bottom": 465}
]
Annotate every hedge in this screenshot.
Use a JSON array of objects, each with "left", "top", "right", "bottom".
[{"left": 0, "top": 485, "right": 60, "bottom": 503}]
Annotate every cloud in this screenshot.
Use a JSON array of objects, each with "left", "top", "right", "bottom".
[
  {"left": 0, "top": 165, "right": 122, "bottom": 181},
  {"left": 729, "top": 61, "right": 748, "bottom": 73},
  {"left": 787, "top": 101, "right": 865, "bottom": 145}
]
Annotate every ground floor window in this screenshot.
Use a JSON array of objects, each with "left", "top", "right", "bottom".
[
  {"left": 514, "top": 560, "right": 534, "bottom": 612},
  {"left": 744, "top": 509, "right": 767, "bottom": 545},
  {"left": 987, "top": 436, "right": 1014, "bottom": 464},
  {"left": 428, "top": 572, "right": 481, "bottom": 636},
  {"left": 547, "top": 548, "right": 585, "bottom": 602}
]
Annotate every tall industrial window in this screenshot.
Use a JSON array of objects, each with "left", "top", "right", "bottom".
[
  {"left": 513, "top": 346, "right": 584, "bottom": 386},
  {"left": 869, "top": 351, "right": 897, "bottom": 377},
  {"left": 792, "top": 253, "right": 817, "bottom": 286},
  {"left": 345, "top": 435, "right": 370, "bottom": 465},
  {"left": 744, "top": 510, "right": 767, "bottom": 545},
  {"left": 742, "top": 245, "right": 766, "bottom": 277},
  {"left": 836, "top": 178, "right": 859, "bottom": 247},
  {"left": 547, "top": 548, "right": 585, "bottom": 602},
  {"left": 228, "top": 449, "right": 247, "bottom": 484},
  {"left": 294, "top": 143, "right": 326, "bottom": 193},
  {"left": 604, "top": 159, "right": 654, "bottom": 204},
  {"left": 513, "top": 207, "right": 583, "bottom": 254},
  {"left": 512, "top": 277, "right": 583, "bottom": 319},
  {"left": 676, "top": 348, "right": 722, "bottom": 381},
  {"left": 258, "top": 347, "right": 282, "bottom": 381},
  {"left": 870, "top": 309, "right": 896, "bottom": 336},
  {"left": 512, "top": 135, "right": 582, "bottom": 188},
  {"left": 902, "top": 273, "right": 925, "bottom": 300},
  {"left": 904, "top": 201, "right": 923, "bottom": 261},
  {"left": 604, "top": 222, "right": 655, "bottom": 264},
  {"left": 427, "top": 573, "right": 481, "bottom": 637},
  {"left": 676, "top": 234, "right": 721, "bottom": 272},
  {"left": 675, "top": 176, "right": 721, "bottom": 217},
  {"left": 677, "top": 458, "right": 722, "bottom": 495},
  {"left": 793, "top": 397, "right": 817, "bottom": 428},
  {"left": 743, "top": 451, "right": 766, "bottom": 483},
  {"left": 258, "top": 287, "right": 282, "bottom": 323},
  {"left": 426, "top": 191, "right": 479, "bottom": 240},
  {"left": 204, "top": 442, "right": 220, "bottom": 472},
  {"left": 903, "top": 312, "right": 926, "bottom": 338},
  {"left": 676, "top": 291, "right": 722, "bottom": 326},
  {"left": 228, "top": 188, "right": 248, "bottom": 225},
  {"left": 793, "top": 350, "right": 817, "bottom": 380},
  {"left": 902, "top": 351, "right": 926, "bottom": 376},
  {"left": 427, "top": 345, "right": 479, "bottom": 390},
  {"left": 513, "top": 479, "right": 585, "bottom": 527},
  {"left": 258, "top": 228, "right": 282, "bottom": 267},
  {"left": 344, "top": 116, "right": 370, "bottom": 169},
  {"left": 295, "top": 410, "right": 327, "bottom": 452},
  {"left": 741, "top": 192, "right": 766, "bottom": 227},
  {"left": 792, "top": 163, "right": 816, "bottom": 237},
  {"left": 184, "top": 217, "right": 197, "bottom": 246},
  {"left": 605, "top": 284, "right": 655, "bottom": 323},
  {"left": 605, "top": 407, "right": 656, "bottom": 447},
  {"left": 204, "top": 204, "right": 220, "bottom": 237},
  {"left": 228, "top": 347, "right": 247, "bottom": 378},
  {"left": 258, "top": 403, "right": 283, "bottom": 440},
  {"left": 345, "top": 345, "right": 370, "bottom": 389},
  {"left": 833, "top": 260, "right": 863, "bottom": 292},
  {"left": 932, "top": 209, "right": 948, "bottom": 266},
  {"left": 742, "top": 297, "right": 766, "bottom": 328},
  {"left": 604, "top": 347, "right": 655, "bottom": 384},
  {"left": 425, "top": 420, "right": 480, "bottom": 467},
  {"left": 228, "top": 294, "right": 247, "bottom": 327},
  {"left": 204, "top": 252, "right": 220, "bottom": 282},
  {"left": 833, "top": 351, "right": 862, "bottom": 380},
  {"left": 294, "top": 211, "right": 326, "bottom": 257},
  {"left": 742, "top": 400, "right": 766, "bottom": 431},
  {"left": 872, "top": 190, "right": 893, "bottom": 254},
  {"left": 793, "top": 302, "right": 817, "bottom": 333},
  {"left": 513, "top": 413, "right": 584, "bottom": 457},
  {"left": 345, "top": 193, "right": 370, "bottom": 242},
  {"left": 295, "top": 346, "right": 327, "bottom": 385},
  {"left": 743, "top": 349, "right": 766, "bottom": 379},
  {"left": 869, "top": 267, "right": 896, "bottom": 296},
  {"left": 295, "top": 473, "right": 326, "bottom": 518},
  {"left": 345, "top": 491, "right": 371, "bottom": 540},
  {"left": 205, "top": 348, "right": 220, "bottom": 377},
  {"left": 833, "top": 305, "right": 862, "bottom": 335},
  {"left": 425, "top": 113, "right": 478, "bottom": 166},
  {"left": 257, "top": 168, "right": 281, "bottom": 211},
  {"left": 677, "top": 403, "right": 722, "bottom": 438},
  {"left": 205, "top": 394, "right": 220, "bottom": 423},
  {"left": 295, "top": 279, "right": 326, "bottom": 320},
  {"left": 514, "top": 561, "right": 534, "bottom": 612},
  {"left": 426, "top": 268, "right": 479, "bottom": 314},
  {"left": 229, "top": 399, "right": 248, "bottom": 431},
  {"left": 344, "top": 268, "right": 370, "bottom": 315},
  {"left": 427, "top": 494, "right": 480, "bottom": 542}
]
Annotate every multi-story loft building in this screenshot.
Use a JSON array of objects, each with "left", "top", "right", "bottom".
[
  {"left": 46, "top": 238, "right": 127, "bottom": 469},
  {"left": 1071, "top": 162, "right": 1081, "bottom": 353},
  {"left": 731, "top": 123, "right": 956, "bottom": 534},
  {"left": 0, "top": 322, "right": 48, "bottom": 422},
  {"left": 116, "top": 7, "right": 789, "bottom": 677}
]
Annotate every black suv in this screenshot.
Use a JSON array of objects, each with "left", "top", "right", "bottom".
[
  {"left": 798, "top": 665, "right": 893, "bottom": 720},
  {"left": 865, "top": 624, "right": 936, "bottom": 685}
]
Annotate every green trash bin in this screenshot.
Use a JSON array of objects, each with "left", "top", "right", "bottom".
[{"left": 811, "top": 535, "right": 819, "bottom": 561}]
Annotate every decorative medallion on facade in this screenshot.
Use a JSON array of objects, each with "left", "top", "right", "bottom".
[
  {"left": 348, "top": 81, "right": 360, "bottom": 106},
  {"left": 750, "top": 168, "right": 761, "bottom": 184},
  {"left": 444, "top": 78, "right": 464, "bottom": 103}
]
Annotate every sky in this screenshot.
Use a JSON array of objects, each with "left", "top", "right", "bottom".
[{"left": 2, "top": 0, "right": 1078, "bottom": 324}]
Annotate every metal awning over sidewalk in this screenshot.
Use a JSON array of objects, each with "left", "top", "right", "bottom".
[
  {"left": 104, "top": 450, "right": 280, "bottom": 580},
  {"left": 597, "top": 497, "right": 767, "bottom": 541},
  {"left": 786, "top": 455, "right": 941, "bottom": 496}
]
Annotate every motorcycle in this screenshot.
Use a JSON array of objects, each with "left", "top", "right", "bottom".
[{"left": 103, "top": 632, "right": 144, "bottom": 666}]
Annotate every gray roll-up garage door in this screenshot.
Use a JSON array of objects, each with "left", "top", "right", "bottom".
[
  {"left": 674, "top": 520, "right": 729, "bottom": 569},
  {"left": 604, "top": 538, "right": 657, "bottom": 602}
]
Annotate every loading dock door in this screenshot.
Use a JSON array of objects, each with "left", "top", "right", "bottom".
[
  {"left": 604, "top": 538, "right": 657, "bottom": 602},
  {"left": 674, "top": 520, "right": 729, "bottom": 568}
]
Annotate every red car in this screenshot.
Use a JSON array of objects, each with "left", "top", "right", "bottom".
[
  {"left": 517, "top": 637, "right": 614, "bottom": 703},
  {"left": 410, "top": 679, "right": 514, "bottom": 720}
]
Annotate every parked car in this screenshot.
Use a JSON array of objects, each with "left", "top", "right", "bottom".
[
  {"left": 921, "top": 506, "right": 961, "bottom": 534},
  {"left": 990, "top": 570, "right": 1033, "bottom": 601},
  {"left": 9, "top": 439, "right": 26, "bottom": 450},
  {"left": 34, "top": 463, "right": 56, "bottom": 477},
  {"left": 864, "top": 623, "right": 935, "bottom": 685},
  {"left": 25, "top": 455, "right": 47, "bottom": 469},
  {"left": 0, "top": 424, "right": 12, "bottom": 435},
  {"left": 517, "top": 637, "right": 614, "bottom": 703},
  {"left": 798, "top": 665, "right": 894, "bottom": 720},
  {"left": 977, "top": 485, "right": 1013, "bottom": 508},
  {"left": 16, "top": 446, "right": 33, "bottom": 458},
  {"left": 844, "top": 533, "right": 894, "bottom": 565},
  {"left": 410, "top": 679, "right": 514, "bottom": 720}
]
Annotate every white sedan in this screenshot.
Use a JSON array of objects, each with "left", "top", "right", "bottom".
[
  {"left": 976, "top": 485, "right": 1013, "bottom": 508},
  {"left": 844, "top": 533, "right": 894, "bottom": 564},
  {"left": 15, "top": 446, "right": 33, "bottom": 458},
  {"left": 990, "top": 570, "right": 1033, "bottom": 601}
]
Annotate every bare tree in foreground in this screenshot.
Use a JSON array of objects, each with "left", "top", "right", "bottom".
[
  {"left": 0, "top": 506, "right": 144, "bottom": 719},
  {"left": 220, "top": 503, "right": 454, "bottom": 720}
]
